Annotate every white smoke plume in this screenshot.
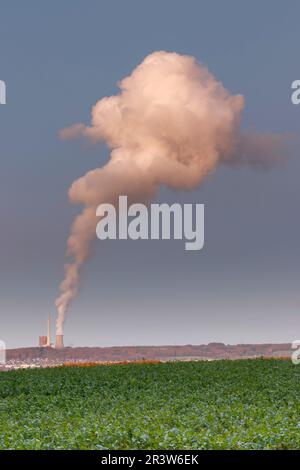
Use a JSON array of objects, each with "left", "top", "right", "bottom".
[{"left": 55, "top": 50, "right": 288, "bottom": 334}]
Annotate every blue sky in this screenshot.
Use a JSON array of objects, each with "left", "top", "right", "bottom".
[{"left": 0, "top": 1, "right": 299, "bottom": 348}]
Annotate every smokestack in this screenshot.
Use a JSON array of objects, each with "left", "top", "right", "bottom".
[
  {"left": 47, "top": 313, "right": 51, "bottom": 346},
  {"left": 55, "top": 335, "right": 64, "bottom": 349}
]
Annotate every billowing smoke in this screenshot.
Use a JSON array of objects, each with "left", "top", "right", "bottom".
[{"left": 55, "top": 51, "right": 287, "bottom": 334}]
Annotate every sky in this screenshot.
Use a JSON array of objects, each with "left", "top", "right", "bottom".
[{"left": 0, "top": 1, "right": 299, "bottom": 349}]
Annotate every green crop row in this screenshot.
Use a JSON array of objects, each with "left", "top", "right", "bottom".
[{"left": 0, "top": 359, "right": 299, "bottom": 449}]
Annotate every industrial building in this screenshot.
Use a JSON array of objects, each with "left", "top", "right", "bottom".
[{"left": 38, "top": 313, "right": 64, "bottom": 349}]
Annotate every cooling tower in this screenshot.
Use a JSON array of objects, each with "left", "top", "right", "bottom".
[
  {"left": 55, "top": 335, "right": 64, "bottom": 349},
  {"left": 39, "top": 336, "right": 47, "bottom": 347}
]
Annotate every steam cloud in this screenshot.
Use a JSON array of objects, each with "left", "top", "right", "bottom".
[{"left": 55, "top": 51, "right": 288, "bottom": 335}]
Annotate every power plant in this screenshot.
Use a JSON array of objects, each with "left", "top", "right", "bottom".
[{"left": 38, "top": 313, "right": 64, "bottom": 349}]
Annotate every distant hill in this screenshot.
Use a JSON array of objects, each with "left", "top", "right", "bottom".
[{"left": 6, "top": 342, "right": 292, "bottom": 365}]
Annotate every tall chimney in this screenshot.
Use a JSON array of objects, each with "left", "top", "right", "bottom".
[
  {"left": 47, "top": 313, "right": 51, "bottom": 346},
  {"left": 55, "top": 335, "right": 64, "bottom": 349}
]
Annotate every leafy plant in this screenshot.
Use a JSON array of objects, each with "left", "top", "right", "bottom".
[{"left": 0, "top": 359, "right": 299, "bottom": 449}]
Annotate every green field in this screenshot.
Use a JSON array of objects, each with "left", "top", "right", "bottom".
[{"left": 0, "top": 359, "right": 299, "bottom": 450}]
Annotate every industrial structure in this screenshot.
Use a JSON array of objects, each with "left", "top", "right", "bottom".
[
  {"left": 55, "top": 335, "right": 64, "bottom": 349},
  {"left": 39, "top": 336, "right": 48, "bottom": 347},
  {"left": 38, "top": 313, "right": 64, "bottom": 349}
]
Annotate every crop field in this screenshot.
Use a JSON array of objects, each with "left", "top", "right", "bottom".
[{"left": 0, "top": 359, "right": 299, "bottom": 450}]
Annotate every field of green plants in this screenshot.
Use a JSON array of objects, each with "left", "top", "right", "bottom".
[{"left": 0, "top": 359, "right": 299, "bottom": 449}]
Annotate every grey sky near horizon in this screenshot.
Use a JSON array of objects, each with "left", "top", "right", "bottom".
[{"left": 0, "top": 1, "right": 299, "bottom": 349}]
